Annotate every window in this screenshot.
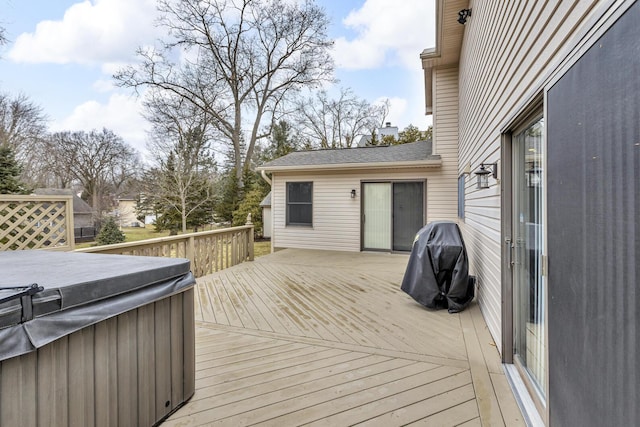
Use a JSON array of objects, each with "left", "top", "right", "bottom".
[
  {"left": 458, "top": 175, "right": 465, "bottom": 219},
  {"left": 286, "top": 182, "right": 312, "bottom": 226}
]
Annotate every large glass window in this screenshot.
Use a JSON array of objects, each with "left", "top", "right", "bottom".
[{"left": 286, "top": 182, "right": 312, "bottom": 226}]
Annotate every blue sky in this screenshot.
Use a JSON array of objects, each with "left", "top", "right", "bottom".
[{"left": 0, "top": 0, "right": 435, "bottom": 154}]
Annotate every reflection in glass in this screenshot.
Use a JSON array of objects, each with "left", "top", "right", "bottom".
[{"left": 514, "top": 117, "right": 546, "bottom": 400}]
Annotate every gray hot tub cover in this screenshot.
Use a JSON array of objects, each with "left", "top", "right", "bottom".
[
  {"left": 401, "top": 221, "right": 474, "bottom": 313},
  {"left": 0, "top": 251, "right": 195, "bottom": 361}
]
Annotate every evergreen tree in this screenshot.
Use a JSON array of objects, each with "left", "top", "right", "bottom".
[
  {"left": 217, "top": 169, "right": 240, "bottom": 222},
  {"left": 0, "top": 146, "right": 28, "bottom": 194},
  {"left": 396, "top": 124, "right": 433, "bottom": 145},
  {"left": 261, "top": 120, "right": 298, "bottom": 162},
  {"left": 96, "top": 217, "right": 126, "bottom": 245},
  {"left": 141, "top": 119, "right": 217, "bottom": 234},
  {"left": 232, "top": 181, "right": 270, "bottom": 236}
]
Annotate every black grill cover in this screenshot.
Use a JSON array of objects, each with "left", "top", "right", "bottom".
[{"left": 401, "top": 221, "right": 474, "bottom": 313}]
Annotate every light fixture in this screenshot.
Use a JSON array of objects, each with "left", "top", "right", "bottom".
[
  {"left": 458, "top": 8, "right": 472, "bottom": 25},
  {"left": 474, "top": 163, "right": 497, "bottom": 189},
  {"left": 527, "top": 167, "right": 542, "bottom": 187},
  {"left": 350, "top": 189, "right": 356, "bottom": 199}
]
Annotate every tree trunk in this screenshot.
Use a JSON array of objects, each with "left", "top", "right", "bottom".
[{"left": 181, "top": 197, "right": 188, "bottom": 234}]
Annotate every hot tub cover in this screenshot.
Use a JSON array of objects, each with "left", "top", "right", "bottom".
[
  {"left": 0, "top": 251, "right": 195, "bottom": 361},
  {"left": 401, "top": 221, "right": 474, "bottom": 313}
]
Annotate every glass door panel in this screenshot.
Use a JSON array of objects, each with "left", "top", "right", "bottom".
[
  {"left": 363, "top": 183, "right": 391, "bottom": 250},
  {"left": 513, "top": 117, "right": 546, "bottom": 400},
  {"left": 393, "top": 182, "right": 424, "bottom": 251}
]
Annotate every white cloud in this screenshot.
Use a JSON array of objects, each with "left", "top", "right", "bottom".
[
  {"left": 92, "top": 78, "right": 116, "bottom": 93},
  {"left": 332, "top": 0, "right": 436, "bottom": 70},
  {"left": 372, "top": 68, "right": 432, "bottom": 132},
  {"left": 8, "top": 0, "right": 159, "bottom": 65},
  {"left": 51, "top": 93, "right": 149, "bottom": 154}
]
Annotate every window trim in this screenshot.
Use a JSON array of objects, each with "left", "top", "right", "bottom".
[{"left": 286, "top": 181, "right": 313, "bottom": 227}]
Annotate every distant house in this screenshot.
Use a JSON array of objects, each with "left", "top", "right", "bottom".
[
  {"left": 257, "top": 139, "right": 458, "bottom": 253},
  {"left": 116, "top": 195, "right": 142, "bottom": 227},
  {"left": 33, "top": 188, "right": 96, "bottom": 242},
  {"left": 357, "top": 122, "right": 400, "bottom": 146}
]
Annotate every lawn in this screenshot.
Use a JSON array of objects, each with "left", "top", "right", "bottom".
[
  {"left": 75, "top": 226, "right": 172, "bottom": 249},
  {"left": 254, "top": 240, "right": 271, "bottom": 258}
]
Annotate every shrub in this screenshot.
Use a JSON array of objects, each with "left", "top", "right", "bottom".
[{"left": 96, "top": 217, "right": 126, "bottom": 245}]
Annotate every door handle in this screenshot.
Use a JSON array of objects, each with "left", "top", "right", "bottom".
[{"left": 506, "top": 238, "right": 514, "bottom": 269}]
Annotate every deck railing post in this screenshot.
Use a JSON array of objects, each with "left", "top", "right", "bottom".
[
  {"left": 187, "top": 235, "right": 195, "bottom": 273},
  {"left": 246, "top": 214, "right": 254, "bottom": 261}
]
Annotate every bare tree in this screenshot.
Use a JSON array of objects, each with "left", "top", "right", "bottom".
[
  {"left": 143, "top": 94, "right": 217, "bottom": 233},
  {"left": 115, "top": 0, "right": 333, "bottom": 187},
  {"left": 49, "top": 129, "right": 139, "bottom": 217},
  {"left": 294, "top": 88, "right": 388, "bottom": 149},
  {"left": 0, "top": 92, "right": 49, "bottom": 184}
]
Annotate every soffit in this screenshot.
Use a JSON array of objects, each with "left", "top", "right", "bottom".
[{"left": 421, "top": 0, "right": 469, "bottom": 70}]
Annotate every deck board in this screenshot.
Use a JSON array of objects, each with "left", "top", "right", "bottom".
[{"left": 166, "top": 249, "right": 524, "bottom": 426}]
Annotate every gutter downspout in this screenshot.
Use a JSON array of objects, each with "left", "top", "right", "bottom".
[{"left": 260, "top": 169, "right": 272, "bottom": 186}]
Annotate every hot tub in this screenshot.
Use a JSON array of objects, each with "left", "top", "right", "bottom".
[{"left": 0, "top": 251, "right": 196, "bottom": 426}]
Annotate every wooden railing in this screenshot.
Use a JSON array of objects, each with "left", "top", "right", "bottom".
[
  {"left": 0, "top": 195, "right": 75, "bottom": 251},
  {"left": 75, "top": 224, "right": 254, "bottom": 278}
]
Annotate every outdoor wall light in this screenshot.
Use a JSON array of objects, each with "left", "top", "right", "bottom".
[
  {"left": 527, "top": 167, "right": 542, "bottom": 188},
  {"left": 350, "top": 189, "right": 357, "bottom": 199},
  {"left": 474, "top": 163, "right": 497, "bottom": 189},
  {"left": 458, "top": 8, "right": 472, "bottom": 25}
]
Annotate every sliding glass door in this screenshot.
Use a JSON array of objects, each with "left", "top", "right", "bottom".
[
  {"left": 362, "top": 181, "right": 424, "bottom": 251},
  {"left": 512, "top": 116, "right": 546, "bottom": 402},
  {"left": 363, "top": 183, "right": 392, "bottom": 250},
  {"left": 393, "top": 182, "right": 424, "bottom": 251}
]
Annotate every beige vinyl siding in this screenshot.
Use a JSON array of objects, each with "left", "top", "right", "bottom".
[
  {"left": 432, "top": 67, "right": 460, "bottom": 221},
  {"left": 262, "top": 206, "right": 272, "bottom": 238},
  {"left": 271, "top": 167, "right": 457, "bottom": 252},
  {"left": 455, "top": 0, "right": 608, "bottom": 350}
]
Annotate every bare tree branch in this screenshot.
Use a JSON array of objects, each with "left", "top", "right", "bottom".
[
  {"left": 293, "top": 88, "right": 387, "bottom": 149},
  {"left": 143, "top": 93, "right": 217, "bottom": 233},
  {"left": 48, "top": 129, "right": 140, "bottom": 217},
  {"left": 114, "top": 0, "right": 333, "bottom": 187}
]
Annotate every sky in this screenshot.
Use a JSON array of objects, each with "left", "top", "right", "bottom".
[{"left": 0, "top": 0, "right": 435, "bottom": 155}]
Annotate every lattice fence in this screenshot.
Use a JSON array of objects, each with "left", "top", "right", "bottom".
[{"left": 0, "top": 195, "right": 75, "bottom": 251}]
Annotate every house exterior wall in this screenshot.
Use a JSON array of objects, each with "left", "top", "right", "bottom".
[
  {"left": 453, "top": 0, "right": 609, "bottom": 350},
  {"left": 262, "top": 206, "right": 272, "bottom": 238},
  {"left": 270, "top": 167, "right": 456, "bottom": 252},
  {"left": 117, "top": 200, "right": 140, "bottom": 227},
  {"left": 432, "top": 67, "right": 460, "bottom": 221},
  {"left": 74, "top": 213, "right": 93, "bottom": 228}
]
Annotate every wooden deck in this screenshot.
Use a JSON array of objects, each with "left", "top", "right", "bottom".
[{"left": 165, "top": 249, "right": 524, "bottom": 426}]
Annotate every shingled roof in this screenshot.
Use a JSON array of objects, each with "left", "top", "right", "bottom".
[
  {"left": 33, "top": 188, "right": 94, "bottom": 214},
  {"left": 257, "top": 140, "right": 441, "bottom": 171}
]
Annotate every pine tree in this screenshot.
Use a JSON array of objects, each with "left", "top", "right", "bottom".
[
  {"left": 0, "top": 146, "right": 28, "bottom": 194},
  {"left": 96, "top": 217, "right": 126, "bottom": 245},
  {"left": 232, "top": 181, "right": 270, "bottom": 236},
  {"left": 217, "top": 169, "right": 240, "bottom": 222}
]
